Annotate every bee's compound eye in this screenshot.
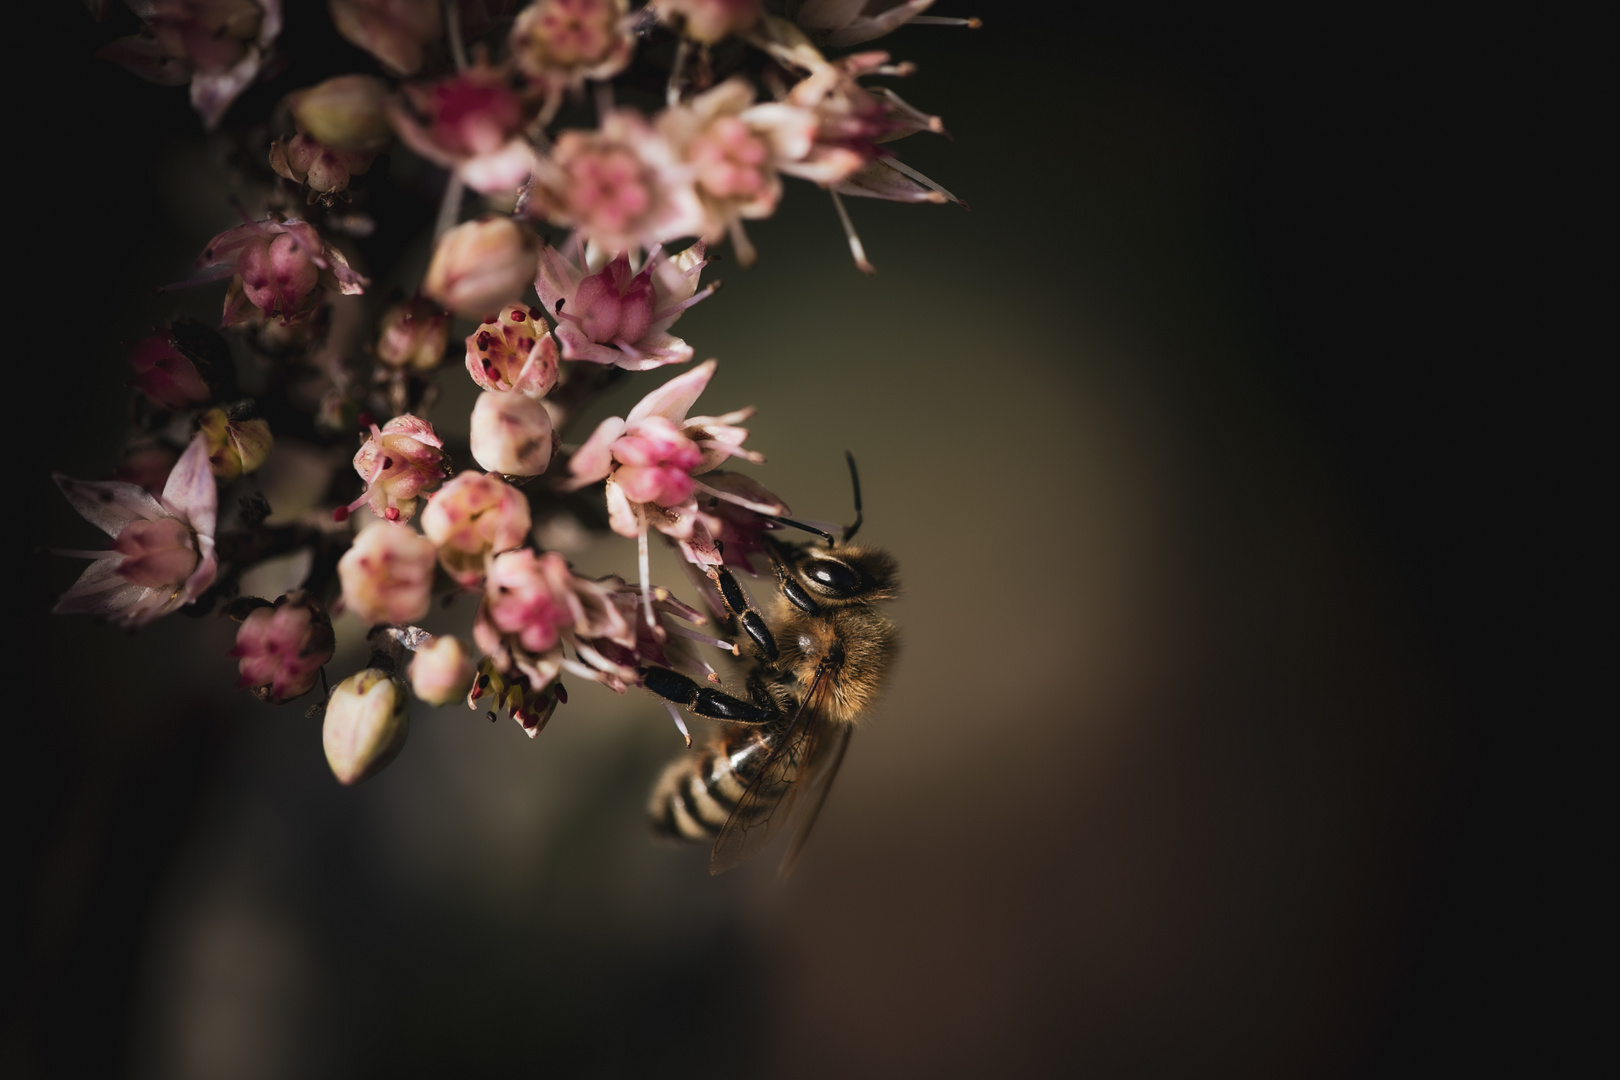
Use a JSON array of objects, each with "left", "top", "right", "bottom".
[{"left": 805, "top": 559, "right": 862, "bottom": 597}]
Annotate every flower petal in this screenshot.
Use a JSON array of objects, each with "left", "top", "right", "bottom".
[
  {"left": 626, "top": 358, "right": 716, "bottom": 426},
  {"left": 54, "top": 475, "right": 166, "bottom": 539},
  {"left": 161, "top": 433, "right": 219, "bottom": 540}
]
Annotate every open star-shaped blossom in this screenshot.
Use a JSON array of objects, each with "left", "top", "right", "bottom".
[
  {"left": 53, "top": 432, "right": 219, "bottom": 627},
  {"left": 535, "top": 240, "right": 715, "bottom": 370}
]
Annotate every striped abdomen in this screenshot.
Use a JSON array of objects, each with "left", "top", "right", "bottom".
[{"left": 650, "top": 723, "right": 781, "bottom": 842}]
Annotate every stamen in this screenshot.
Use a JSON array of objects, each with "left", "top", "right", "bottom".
[
  {"left": 637, "top": 528, "right": 657, "bottom": 630},
  {"left": 650, "top": 281, "right": 720, "bottom": 323},
  {"left": 829, "top": 190, "right": 875, "bottom": 274},
  {"left": 908, "top": 15, "right": 982, "bottom": 27},
  {"left": 695, "top": 440, "right": 765, "bottom": 464},
  {"left": 612, "top": 336, "right": 646, "bottom": 360},
  {"left": 727, "top": 218, "right": 757, "bottom": 267},
  {"left": 669, "top": 623, "right": 739, "bottom": 655},
  {"left": 882, "top": 156, "right": 965, "bottom": 207},
  {"left": 692, "top": 478, "right": 781, "bottom": 516},
  {"left": 663, "top": 701, "right": 693, "bottom": 747},
  {"left": 667, "top": 39, "right": 690, "bottom": 107}
]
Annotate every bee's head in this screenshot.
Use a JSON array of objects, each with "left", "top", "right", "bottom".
[{"left": 794, "top": 544, "right": 900, "bottom": 606}]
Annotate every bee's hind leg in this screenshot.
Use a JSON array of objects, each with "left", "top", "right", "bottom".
[{"left": 638, "top": 665, "right": 774, "bottom": 723}]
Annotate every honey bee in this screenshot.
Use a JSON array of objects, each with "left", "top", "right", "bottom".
[{"left": 642, "top": 456, "right": 900, "bottom": 877}]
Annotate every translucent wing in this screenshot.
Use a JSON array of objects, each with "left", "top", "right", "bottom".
[
  {"left": 777, "top": 721, "right": 852, "bottom": 880},
  {"left": 708, "top": 666, "right": 830, "bottom": 875}
]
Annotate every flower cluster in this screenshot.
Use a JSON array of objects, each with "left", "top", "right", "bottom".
[{"left": 57, "top": 1, "right": 975, "bottom": 786}]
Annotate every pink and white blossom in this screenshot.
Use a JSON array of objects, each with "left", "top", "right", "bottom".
[
  {"left": 465, "top": 305, "right": 560, "bottom": 396},
  {"left": 53, "top": 432, "right": 219, "bottom": 627},
  {"left": 375, "top": 296, "right": 450, "bottom": 372},
  {"left": 510, "top": 0, "right": 634, "bottom": 102},
  {"left": 336, "top": 414, "right": 447, "bottom": 523},
  {"left": 387, "top": 66, "right": 538, "bottom": 195},
  {"left": 96, "top": 0, "right": 283, "bottom": 130},
  {"left": 230, "top": 590, "right": 336, "bottom": 704},
  {"left": 337, "top": 522, "right": 437, "bottom": 625},
  {"left": 535, "top": 241, "right": 714, "bottom": 370},
  {"left": 525, "top": 111, "right": 704, "bottom": 252},
  {"left": 420, "top": 471, "right": 532, "bottom": 586},
  {"left": 657, "top": 79, "right": 815, "bottom": 261},
  {"left": 196, "top": 216, "right": 367, "bottom": 326}
]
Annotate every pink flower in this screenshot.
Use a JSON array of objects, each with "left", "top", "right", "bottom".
[
  {"left": 128, "top": 330, "right": 211, "bottom": 411},
  {"left": 568, "top": 360, "right": 765, "bottom": 624},
  {"left": 657, "top": 80, "right": 813, "bottom": 261},
  {"left": 336, "top": 415, "right": 448, "bottom": 523},
  {"left": 535, "top": 241, "right": 714, "bottom": 370},
  {"left": 337, "top": 522, "right": 437, "bottom": 625},
  {"left": 510, "top": 0, "right": 634, "bottom": 100},
  {"left": 230, "top": 590, "right": 336, "bottom": 704},
  {"left": 331, "top": 0, "right": 442, "bottom": 76},
  {"left": 52, "top": 432, "right": 218, "bottom": 627},
  {"left": 196, "top": 216, "right": 367, "bottom": 326},
  {"left": 375, "top": 296, "right": 451, "bottom": 372},
  {"left": 269, "top": 130, "right": 378, "bottom": 195},
  {"left": 691, "top": 469, "right": 790, "bottom": 573},
  {"left": 473, "top": 550, "right": 634, "bottom": 708},
  {"left": 526, "top": 111, "right": 703, "bottom": 252},
  {"left": 387, "top": 67, "right": 537, "bottom": 195},
  {"left": 420, "top": 471, "right": 533, "bottom": 586},
  {"left": 465, "top": 305, "right": 560, "bottom": 396},
  {"left": 96, "top": 0, "right": 283, "bottom": 130},
  {"left": 423, "top": 216, "right": 541, "bottom": 318}
]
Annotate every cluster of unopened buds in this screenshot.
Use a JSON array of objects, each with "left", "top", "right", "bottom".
[{"left": 63, "top": 0, "right": 974, "bottom": 786}]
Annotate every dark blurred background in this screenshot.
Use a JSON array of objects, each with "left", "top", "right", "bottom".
[{"left": 15, "top": 3, "right": 1531, "bottom": 1077}]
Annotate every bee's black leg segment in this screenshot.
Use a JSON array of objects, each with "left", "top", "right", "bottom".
[
  {"left": 739, "top": 610, "right": 779, "bottom": 661},
  {"left": 639, "top": 666, "right": 774, "bottom": 723},
  {"left": 709, "top": 563, "right": 780, "bottom": 660}
]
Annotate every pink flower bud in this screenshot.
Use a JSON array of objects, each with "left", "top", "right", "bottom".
[
  {"left": 198, "top": 408, "right": 274, "bottom": 479},
  {"left": 470, "top": 391, "right": 554, "bottom": 477},
  {"left": 338, "top": 414, "right": 447, "bottom": 523},
  {"left": 129, "top": 331, "right": 211, "bottom": 411},
  {"left": 238, "top": 233, "right": 320, "bottom": 319},
  {"left": 465, "top": 305, "right": 559, "bottom": 397},
  {"left": 230, "top": 591, "right": 336, "bottom": 704},
  {"left": 330, "top": 0, "right": 442, "bottom": 76},
  {"left": 420, "top": 471, "right": 532, "bottom": 586},
  {"left": 289, "top": 75, "right": 393, "bottom": 151},
  {"left": 337, "top": 522, "right": 437, "bottom": 625},
  {"left": 323, "top": 668, "right": 410, "bottom": 785},
  {"left": 409, "top": 634, "right": 476, "bottom": 706},
  {"left": 423, "top": 217, "right": 541, "bottom": 318},
  {"left": 609, "top": 416, "right": 702, "bottom": 506},
  {"left": 269, "top": 131, "right": 378, "bottom": 195},
  {"left": 375, "top": 296, "right": 450, "bottom": 371}
]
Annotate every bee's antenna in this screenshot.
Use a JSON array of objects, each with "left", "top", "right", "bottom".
[
  {"left": 765, "top": 516, "right": 835, "bottom": 544},
  {"left": 842, "top": 451, "right": 863, "bottom": 544}
]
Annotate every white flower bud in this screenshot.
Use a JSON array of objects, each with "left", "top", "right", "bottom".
[
  {"left": 470, "top": 391, "right": 553, "bottom": 476},
  {"left": 409, "top": 635, "right": 477, "bottom": 706},
  {"left": 323, "top": 669, "right": 410, "bottom": 785},
  {"left": 423, "top": 216, "right": 539, "bottom": 318}
]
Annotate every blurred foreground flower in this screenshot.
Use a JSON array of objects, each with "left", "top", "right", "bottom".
[
  {"left": 409, "top": 634, "right": 476, "bottom": 705},
  {"left": 97, "top": 0, "right": 284, "bottom": 129},
  {"left": 330, "top": 0, "right": 441, "bottom": 75},
  {"left": 53, "top": 432, "right": 218, "bottom": 627},
  {"left": 424, "top": 216, "right": 540, "bottom": 318},
  {"left": 323, "top": 668, "right": 409, "bottom": 784}
]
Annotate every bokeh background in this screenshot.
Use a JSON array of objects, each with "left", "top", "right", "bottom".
[{"left": 17, "top": 4, "right": 1522, "bottom": 1077}]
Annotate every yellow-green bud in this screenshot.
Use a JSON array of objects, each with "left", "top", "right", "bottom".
[
  {"left": 323, "top": 669, "right": 410, "bottom": 785},
  {"left": 199, "top": 408, "right": 274, "bottom": 479},
  {"left": 290, "top": 75, "right": 392, "bottom": 151}
]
